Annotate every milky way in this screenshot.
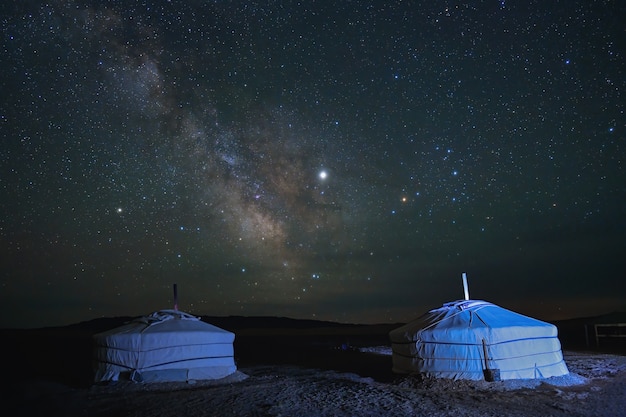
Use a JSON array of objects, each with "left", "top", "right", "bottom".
[{"left": 1, "top": 1, "right": 624, "bottom": 328}]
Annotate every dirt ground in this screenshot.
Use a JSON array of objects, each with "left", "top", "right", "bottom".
[{"left": 6, "top": 350, "right": 626, "bottom": 417}]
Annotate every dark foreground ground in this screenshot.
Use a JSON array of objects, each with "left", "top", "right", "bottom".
[{"left": 1, "top": 316, "right": 624, "bottom": 417}]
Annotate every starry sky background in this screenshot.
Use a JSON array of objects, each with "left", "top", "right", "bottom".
[{"left": 1, "top": 1, "right": 625, "bottom": 329}]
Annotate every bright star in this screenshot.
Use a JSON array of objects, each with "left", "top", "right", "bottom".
[{"left": 319, "top": 170, "right": 328, "bottom": 180}]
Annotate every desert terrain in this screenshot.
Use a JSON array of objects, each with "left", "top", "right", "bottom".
[{"left": 3, "top": 316, "right": 624, "bottom": 417}]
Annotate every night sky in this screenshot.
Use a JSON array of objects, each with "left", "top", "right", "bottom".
[{"left": 2, "top": 1, "right": 625, "bottom": 329}]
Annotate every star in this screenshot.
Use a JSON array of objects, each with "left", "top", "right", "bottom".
[{"left": 1, "top": 1, "right": 623, "bottom": 328}]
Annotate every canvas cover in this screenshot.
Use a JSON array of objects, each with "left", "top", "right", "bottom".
[
  {"left": 93, "top": 309, "right": 236, "bottom": 383},
  {"left": 389, "top": 300, "right": 569, "bottom": 380}
]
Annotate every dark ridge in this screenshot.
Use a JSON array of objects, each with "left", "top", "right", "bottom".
[{"left": 199, "top": 315, "right": 367, "bottom": 331}]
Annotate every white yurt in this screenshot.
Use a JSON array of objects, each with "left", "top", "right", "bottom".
[
  {"left": 92, "top": 309, "right": 237, "bottom": 383},
  {"left": 389, "top": 275, "right": 569, "bottom": 381}
]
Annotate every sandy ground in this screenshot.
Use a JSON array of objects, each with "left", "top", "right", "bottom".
[{"left": 7, "top": 350, "right": 626, "bottom": 417}]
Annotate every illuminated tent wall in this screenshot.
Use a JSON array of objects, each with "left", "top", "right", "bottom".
[
  {"left": 93, "top": 310, "right": 236, "bottom": 383},
  {"left": 389, "top": 299, "right": 569, "bottom": 381}
]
